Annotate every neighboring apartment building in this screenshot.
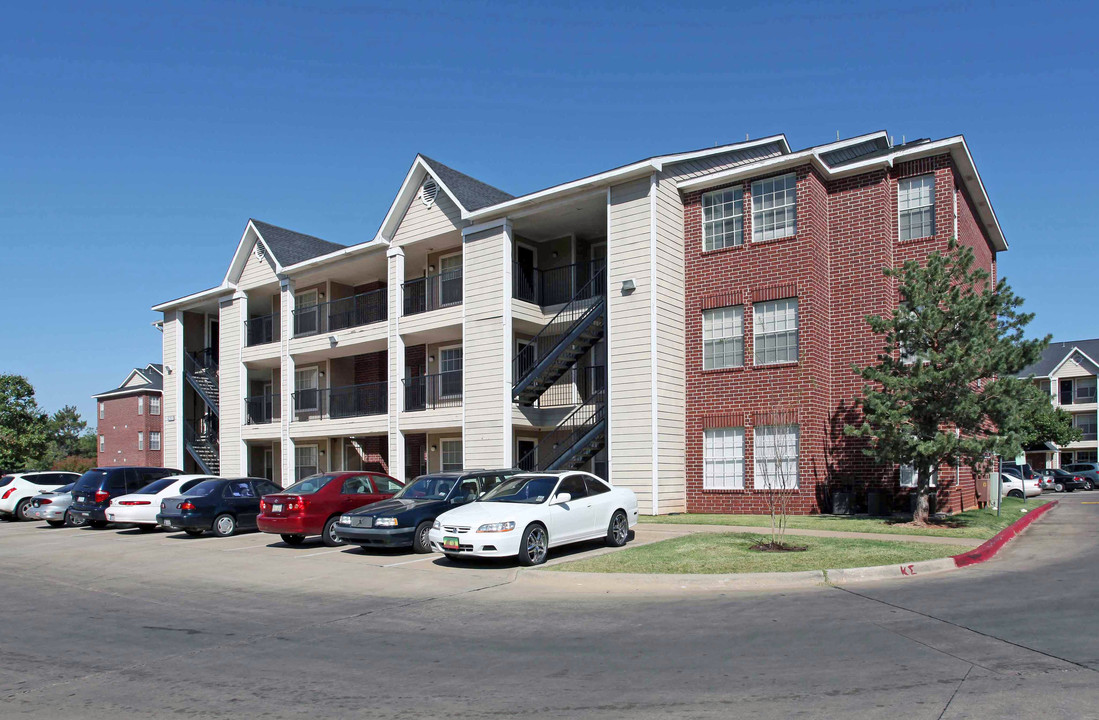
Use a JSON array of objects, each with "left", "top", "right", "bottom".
[
  {"left": 1019, "top": 340, "right": 1099, "bottom": 469},
  {"left": 153, "top": 130, "right": 1005, "bottom": 515},
  {"left": 92, "top": 363, "right": 165, "bottom": 467}
]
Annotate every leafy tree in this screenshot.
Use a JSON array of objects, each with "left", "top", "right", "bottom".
[
  {"left": 846, "top": 240, "right": 1049, "bottom": 524},
  {"left": 40, "top": 404, "right": 89, "bottom": 467},
  {"left": 0, "top": 375, "right": 51, "bottom": 472},
  {"left": 1016, "top": 387, "right": 1081, "bottom": 449},
  {"left": 52, "top": 455, "right": 96, "bottom": 473}
]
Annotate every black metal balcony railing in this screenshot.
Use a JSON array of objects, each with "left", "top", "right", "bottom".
[
  {"left": 293, "top": 288, "right": 387, "bottom": 338},
  {"left": 512, "top": 260, "right": 606, "bottom": 307},
  {"left": 403, "top": 372, "right": 463, "bottom": 411},
  {"left": 534, "top": 365, "right": 606, "bottom": 408},
  {"left": 402, "top": 268, "right": 463, "bottom": 316},
  {"left": 245, "top": 395, "right": 280, "bottom": 425},
  {"left": 245, "top": 312, "right": 280, "bottom": 347},
  {"left": 291, "top": 382, "right": 387, "bottom": 422}
]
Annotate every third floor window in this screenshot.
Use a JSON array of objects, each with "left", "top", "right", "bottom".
[
  {"left": 702, "top": 187, "right": 744, "bottom": 250},
  {"left": 898, "top": 174, "right": 935, "bottom": 240},
  {"left": 751, "top": 173, "right": 797, "bottom": 242}
]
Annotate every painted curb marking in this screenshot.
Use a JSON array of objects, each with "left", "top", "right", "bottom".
[{"left": 951, "top": 500, "right": 1057, "bottom": 568}]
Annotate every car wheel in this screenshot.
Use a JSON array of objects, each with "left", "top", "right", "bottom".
[
  {"left": 184, "top": 528, "right": 205, "bottom": 537},
  {"left": 517, "top": 524, "right": 549, "bottom": 567},
  {"left": 89, "top": 520, "right": 108, "bottom": 529},
  {"left": 137, "top": 524, "right": 157, "bottom": 532},
  {"left": 1007, "top": 490, "right": 1023, "bottom": 499},
  {"left": 212, "top": 514, "right": 237, "bottom": 538},
  {"left": 1054, "top": 482, "right": 1064, "bottom": 493},
  {"left": 46, "top": 519, "right": 65, "bottom": 528},
  {"left": 65, "top": 510, "right": 85, "bottom": 527},
  {"left": 14, "top": 498, "right": 32, "bottom": 521},
  {"left": 413, "top": 521, "right": 433, "bottom": 554},
  {"left": 281, "top": 534, "right": 305, "bottom": 546},
  {"left": 606, "top": 510, "right": 629, "bottom": 547},
  {"left": 322, "top": 516, "right": 344, "bottom": 547}
]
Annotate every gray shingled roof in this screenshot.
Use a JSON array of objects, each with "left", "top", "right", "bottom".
[
  {"left": 1018, "top": 339, "right": 1099, "bottom": 378},
  {"left": 418, "top": 155, "right": 515, "bottom": 212},
  {"left": 250, "top": 219, "right": 346, "bottom": 267},
  {"left": 93, "top": 364, "right": 163, "bottom": 398}
]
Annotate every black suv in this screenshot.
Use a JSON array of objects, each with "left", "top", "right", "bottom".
[
  {"left": 69, "top": 467, "right": 182, "bottom": 527},
  {"left": 334, "top": 469, "right": 519, "bottom": 553}
]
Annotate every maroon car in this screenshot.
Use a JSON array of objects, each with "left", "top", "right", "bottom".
[{"left": 258, "top": 471, "right": 403, "bottom": 546}]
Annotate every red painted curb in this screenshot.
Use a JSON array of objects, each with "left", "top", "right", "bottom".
[{"left": 952, "top": 500, "right": 1058, "bottom": 568}]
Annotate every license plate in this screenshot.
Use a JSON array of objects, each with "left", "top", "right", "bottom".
[
  {"left": 272, "top": 504, "right": 283, "bottom": 513},
  {"left": 107, "top": 513, "right": 115, "bottom": 521},
  {"left": 163, "top": 519, "right": 173, "bottom": 527},
  {"left": 77, "top": 496, "right": 85, "bottom": 503},
  {"left": 443, "top": 536, "right": 460, "bottom": 550}
]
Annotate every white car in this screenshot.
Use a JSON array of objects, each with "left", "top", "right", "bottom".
[
  {"left": 997, "top": 471, "right": 1043, "bottom": 499},
  {"left": 106, "top": 475, "right": 216, "bottom": 530},
  {"left": 427, "top": 471, "right": 639, "bottom": 566},
  {"left": 0, "top": 471, "right": 81, "bottom": 521}
]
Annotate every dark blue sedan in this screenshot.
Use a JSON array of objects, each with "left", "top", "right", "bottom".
[{"left": 157, "top": 477, "right": 281, "bottom": 537}]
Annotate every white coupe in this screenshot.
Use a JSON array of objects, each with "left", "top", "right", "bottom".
[
  {"left": 106, "top": 475, "right": 216, "bottom": 530},
  {"left": 428, "top": 471, "right": 638, "bottom": 566}
]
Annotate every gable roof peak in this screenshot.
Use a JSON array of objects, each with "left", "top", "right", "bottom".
[{"left": 416, "top": 154, "right": 515, "bottom": 212}]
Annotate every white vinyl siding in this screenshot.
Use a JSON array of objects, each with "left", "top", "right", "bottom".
[
  {"left": 150, "top": 396, "right": 161, "bottom": 415},
  {"left": 702, "top": 187, "right": 744, "bottom": 250},
  {"left": 150, "top": 431, "right": 161, "bottom": 451},
  {"left": 751, "top": 173, "right": 797, "bottom": 242},
  {"left": 753, "top": 299, "right": 799, "bottom": 365},
  {"left": 703, "top": 427, "right": 745, "bottom": 490},
  {"left": 295, "top": 445, "right": 318, "bottom": 481},
  {"left": 441, "top": 439, "right": 463, "bottom": 472},
  {"left": 898, "top": 175, "right": 935, "bottom": 241},
  {"left": 392, "top": 185, "right": 464, "bottom": 246},
  {"left": 754, "top": 425, "right": 799, "bottom": 489},
  {"left": 702, "top": 306, "right": 744, "bottom": 370}
]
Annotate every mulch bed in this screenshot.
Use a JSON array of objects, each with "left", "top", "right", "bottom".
[{"left": 749, "top": 542, "right": 808, "bottom": 552}]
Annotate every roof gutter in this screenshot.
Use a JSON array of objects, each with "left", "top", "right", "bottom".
[{"left": 280, "top": 238, "right": 390, "bottom": 276}]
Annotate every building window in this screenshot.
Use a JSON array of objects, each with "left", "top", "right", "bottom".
[
  {"left": 702, "top": 187, "right": 744, "bottom": 250},
  {"left": 439, "top": 347, "right": 463, "bottom": 398},
  {"left": 99, "top": 403, "right": 104, "bottom": 420},
  {"left": 899, "top": 464, "right": 938, "bottom": 488},
  {"left": 754, "top": 425, "right": 799, "bottom": 489},
  {"left": 702, "top": 306, "right": 744, "bottom": 370},
  {"left": 1073, "top": 413, "right": 1098, "bottom": 442},
  {"left": 753, "top": 298, "right": 799, "bottom": 365},
  {"left": 294, "top": 367, "right": 320, "bottom": 413},
  {"left": 1075, "top": 450, "right": 1098, "bottom": 464},
  {"left": 137, "top": 432, "right": 144, "bottom": 450},
  {"left": 295, "top": 445, "right": 319, "bottom": 481},
  {"left": 1075, "top": 377, "right": 1097, "bottom": 404},
  {"left": 751, "top": 173, "right": 797, "bottom": 242},
  {"left": 1060, "top": 379, "right": 1074, "bottom": 405},
  {"left": 440, "top": 439, "right": 463, "bottom": 472},
  {"left": 150, "top": 431, "right": 161, "bottom": 451},
  {"left": 137, "top": 396, "right": 144, "bottom": 415},
  {"left": 898, "top": 174, "right": 935, "bottom": 241},
  {"left": 703, "top": 427, "right": 745, "bottom": 490},
  {"left": 99, "top": 435, "right": 105, "bottom": 452},
  {"left": 150, "top": 396, "right": 161, "bottom": 415}
]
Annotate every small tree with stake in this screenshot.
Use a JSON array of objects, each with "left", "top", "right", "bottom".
[
  {"left": 846, "top": 240, "right": 1049, "bottom": 525},
  {"left": 755, "top": 426, "right": 801, "bottom": 550}
]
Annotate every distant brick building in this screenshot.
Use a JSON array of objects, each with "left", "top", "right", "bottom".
[{"left": 93, "top": 364, "right": 165, "bottom": 467}]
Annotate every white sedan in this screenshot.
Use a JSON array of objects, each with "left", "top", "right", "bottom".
[
  {"left": 428, "top": 471, "right": 638, "bottom": 566},
  {"left": 0, "top": 471, "right": 81, "bottom": 521},
  {"left": 106, "top": 475, "right": 216, "bottom": 530}
]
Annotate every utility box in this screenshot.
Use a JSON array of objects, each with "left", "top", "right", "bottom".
[
  {"left": 867, "top": 491, "right": 887, "bottom": 516},
  {"left": 832, "top": 491, "right": 853, "bottom": 515}
]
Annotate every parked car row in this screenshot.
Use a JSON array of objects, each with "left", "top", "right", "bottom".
[
  {"left": 999, "top": 462, "right": 1095, "bottom": 498},
  {"left": 2, "top": 466, "right": 640, "bottom": 567}
]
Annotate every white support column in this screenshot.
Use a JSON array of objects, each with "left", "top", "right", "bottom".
[
  {"left": 280, "top": 276, "right": 296, "bottom": 486},
  {"left": 387, "top": 246, "right": 406, "bottom": 480},
  {"left": 171, "top": 310, "right": 185, "bottom": 469},
  {"left": 501, "top": 220, "right": 514, "bottom": 468},
  {"left": 236, "top": 289, "right": 249, "bottom": 475}
]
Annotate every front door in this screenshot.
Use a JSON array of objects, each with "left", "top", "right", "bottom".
[
  {"left": 516, "top": 438, "right": 537, "bottom": 471},
  {"left": 262, "top": 448, "right": 274, "bottom": 481},
  {"left": 515, "top": 244, "right": 537, "bottom": 303},
  {"left": 208, "top": 320, "right": 220, "bottom": 362}
]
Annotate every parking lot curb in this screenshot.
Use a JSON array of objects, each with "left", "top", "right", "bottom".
[{"left": 951, "top": 499, "right": 1058, "bottom": 568}]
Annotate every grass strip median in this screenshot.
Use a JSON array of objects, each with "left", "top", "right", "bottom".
[
  {"left": 548, "top": 533, "right": 973, "bottom": 574},
  {"left": 639, "top": 496, "right": 1055, "bottom": 540}
]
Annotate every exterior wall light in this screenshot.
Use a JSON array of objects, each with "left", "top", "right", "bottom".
[{"left": 621, "top": 279, "right": 636, "bottom": 294}]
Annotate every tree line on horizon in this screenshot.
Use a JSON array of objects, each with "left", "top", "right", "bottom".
[{"left": 0, "top": 375, "right": 97, "bottom": 474}]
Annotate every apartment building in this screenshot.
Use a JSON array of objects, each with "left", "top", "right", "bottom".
[
  {"left": 1020, "top": 340, "right": 1099, "bottom": 469},
  {"left": 92, "top": 363, "right": 164, "bottom": 467},
  {"left": 153, "top": 130, "right": 1005, "bottom": 515}
]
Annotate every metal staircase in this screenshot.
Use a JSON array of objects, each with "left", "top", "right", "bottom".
[
  {"left": 184, "top": 349, "right": 220, "bottom": 414},
  {"left": 184, "top": 348, "right": 220, "bottom": 474},
  {"left": 184, "top": 419, "right": 220, "bottom": 475},
  {"left": 513, "top": 265, "right": 607, "bottom": 473}
]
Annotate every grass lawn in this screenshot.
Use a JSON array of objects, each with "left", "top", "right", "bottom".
[
  {"left": 639, "top": 496, "right": 1054, "bottom": 540},
  {"left": 548, "top": 533, "right": 973, "bottom": 575}
]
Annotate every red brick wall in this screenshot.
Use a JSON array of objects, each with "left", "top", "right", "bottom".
[
  {"left": 354, "top": 350, "right": 387, "bottom": 384},
  {"left": 350, "top": 435, "right": 388, "bottom": 474},
  {"left": 96, "top": 392, "right": 164, "bottom": 467},
  {"left": 683, "top": 153, "right": 998, "bottom": 515}
]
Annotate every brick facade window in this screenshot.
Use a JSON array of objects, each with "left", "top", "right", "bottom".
[
  {"left": 99, "top": 435, "right": 105, "bottom": 452},
  {"left": 754, "top": 424, "right": 799, "bottom": 489},
  {"left": 702, "top": 187, "right": 744, "bottom": 250},
  {"left": 150, "top": 396, "right": 161, "bottom": 415},
  {"left": 898, "top": 174, "right": 935, "bottom": 240},
  {"left": 753, "top": 298, "right": 798, "bottom": 365},
  {"left": 137, "top": 396, "right": 144, "bottom": 415},
  {"left": 137, "top": 432, "right": 144, "bottom": 451},
  {"left": 99, "top": 403, "right": 104, "bottom": 420},
  {"left": 702, "top": 306, "right": 744, "bottom": 369},
  {"left": 703, "top": 427, "right": 744, "bottom": 490},
  {"left": 751, "top": 173, "right": 797, "bottom": 242},
  {"left": 150, "top": 431, "right": 161, "bottom": 451}
]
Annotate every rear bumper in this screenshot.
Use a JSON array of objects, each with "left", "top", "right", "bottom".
[
  {"left": 68, "top": 506, "right": 108, "bottom": 522},
  {"left": 28, "top": 505, "right": 66, "bottom": 521},
  {"left": 257, "top": 515, "right": 317, "bottom": 536},
  {"left": 333, "top": 524, "right": 415, "bottom": 547},
  {"left": 106, "top": 506, "right": 158, "bottom": 525},
  {"left": 156, "top": 514, "right": 212, "bottom": 531}
]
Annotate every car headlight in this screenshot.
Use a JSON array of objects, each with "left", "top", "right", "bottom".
[
  {"left": 477, "top": 521, "right": 515, "bottom": 533},
  {"left": 432, "top": 519, "right": 441, "bottom": 530},
  {"left": 340, "top": 515, "right": 352, "bottom": 525},
  {"left": 374, "top": 517, "right": 398, "bottom": 527}
]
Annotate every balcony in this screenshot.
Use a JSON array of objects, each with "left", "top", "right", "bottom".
[
  {"left": 244, "top": 395, "right": 280, "bottom": 425},
  {"left": 403, "top": 372, "right": 462, "bottom": 411},
  {"left": 512, "top": 260, "right": 606, "bottom": 307},
  {"left": 245, "top": 312, "right": 280, "bottom": 347},
  {"left": 403, "top": 269, "right": 463, "bottom": 316},
  {"left": 291, "top": 381, "right": 387, "bottom": 422},
  {"left": 533, "top": 365, "right": 606, "bottom": 408},
  {"left": 294, "top": 288, "right": 387, "bottom": 338}
]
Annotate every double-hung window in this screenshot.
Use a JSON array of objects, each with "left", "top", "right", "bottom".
[
  {"left": 753, "top": 299, "right": 798, "bottom": 365},
  {"left": 137, "top": 432, "right": 144, "bottom": 451},
  {"left": 441, "top": 439, "right": 463, "bottom": 472},
  {"left": 898, "top": 174, "right": 935, "bottom": 240},
  {"left": 295, "top": 367, "right": 320, "bottom": 413},
  {"left": 754, "top": 425, "right": 799, "bottom": 489},
  {"left": 702, "top": 306, "right": 744, "bottom": 370},
  {"left": 99, "top": 435, "right": 105, "bottom": 452},
  {"left": 99, "top": 403, "right": 104, "bottom": 420},
  {"left": 899, "top": 464, "right": 938, "bottom": 488},
  {"left": 703, "top": 427, "right": 745, "bottom": 490},
  {"left": 751, "top": 173, "right": 797, "bottom": 242},
  {"left": 702, "top": 187, "right": 744, "bottom": 250},
  {"left": 1075, "top": 377, "right": 1097, "bottom": 404},
  {"left": 150, "top": 431, "right": 161, "bottom": 451},
  {"left": 1073, "top": 413, "right": 1098, "bottom": 441},
  {"left": 137, "top": 396, "right": 144, "bottom": 415},
  {"left": 150, "top": 396, "right": 161, "bottom": 415},
  {"left": 295, "top": 445, "right": 319, "bottom": 481}
]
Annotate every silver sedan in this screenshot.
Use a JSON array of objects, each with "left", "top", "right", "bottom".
[{"left": 26, "top": 484, "right": 83, "bottom": 527}]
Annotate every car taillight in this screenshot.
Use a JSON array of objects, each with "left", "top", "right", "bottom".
[
  {"left": 260, "top": 500, "right": 267, "bottom": 512},
  {"left": 180, "top": 501, "right": 195, "bottom": 511},
  {"left": 94, "top": 490, "right": 110, "bottom": 504},
  {"left": 38, "top": 498, "right": 52, "bottom": 505},
  {"left": 283, "top": 496, "right": 305, "bottom": 513},
  {"left": 1076, "top": 477, "right": 1083, "bottom": 482},
  {"left": 1, "top": 488, "right": 15, "bottom": 500},
  {"left": 120, "top": 500, "right": 151, "bottom": 506}
]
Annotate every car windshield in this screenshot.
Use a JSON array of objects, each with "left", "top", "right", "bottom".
[
  {"left": 182, "top": 480, "right": 221, "bottom": 497},
  {"left": 73, "top": 470, "right": 109, "bottom": 491},
  {"left": 136, "top": 477, "right": 178, "bottom": 495},
  {"left": 282, "top": 474, "right": 338, "bottom": 495},
  {"left": 479, "top": 475, "right": 558, "bottom": 504},
  {"left": 395, "top": 475, "right": 459, "bottom": 501}
]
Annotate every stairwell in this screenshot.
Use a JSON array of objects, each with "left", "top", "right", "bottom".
[{"left": 184, "top": 349, "right": 220, "bottom": 474}]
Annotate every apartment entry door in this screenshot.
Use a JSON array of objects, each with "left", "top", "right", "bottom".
[{"left": 515, "top": 244, "right": 537, "bottom": 303}]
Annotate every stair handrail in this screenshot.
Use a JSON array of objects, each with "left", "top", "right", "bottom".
[{"left": 517, "top": 390, "right": 606, "bottom": 471}]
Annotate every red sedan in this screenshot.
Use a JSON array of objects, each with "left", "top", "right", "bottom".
[{"left": 258, "top": 472, "right": 403, "bottom": 546}]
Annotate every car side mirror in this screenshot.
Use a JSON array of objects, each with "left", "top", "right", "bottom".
[{"left": 552, "top": 492, "right": 571, "bottom": 505}]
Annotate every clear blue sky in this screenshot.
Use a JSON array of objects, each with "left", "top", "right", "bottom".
[{"left": 2, "top": 0, "right": 1096, "bottom": 424}]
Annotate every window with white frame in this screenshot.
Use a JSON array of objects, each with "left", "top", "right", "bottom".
[
  {"left": 753, "top": 299, "right": 799, "bottom": 365},
  {"left": 898, "top": 174, "right": 935, "bottom": 241},
  {"left": 1073, "top": 413, "right": 1098, "bottom": 441},
  {"left": 439, "top": 346, "right": 463, "bottom": 398},
  {"left": 150, "top": 431, "right": 161, "bottom": 451},
  {"left": 441, "top": 439, "right": 463, "bottom": 472},
  {"left": 137, "top": 432, "right": 144, "bottom": 450},
  {"left": 99, "top": 435, "right": 105, "bottom": 452},
  {"left": 703, "top": 427, "right": 745, "bottom": 490},
  {"left": 899, "top": 464, "right": 938, "bottom": 488},
  {"left": 137, "top": 396, "right": 144, "bottom": 415},
  {"left": 1075, "top": 377, "right": 1097, "bottom": 404},
  {"left": 754, "top": 425, "right": 799, "bottom": 489},
  {"left": 702, "top": 306, "right": 744, "bottom": 370},
  {"left": 295, "top": 367, "right": 320, "bottom": 412},
  {"left": 99, "top": 403, "right": 104, "bottom": 420},
  {"left": 702, "top": 187, "right": 744, "bottom": 250},
  {"left": 295, "top": 445, "right": 319, "bottom": 481},
  {"left": 150, "top": 396, "right": 161, "bottom": 415},
  {"left": 751, "top": 173, "right": 797, "bottom": 242}
]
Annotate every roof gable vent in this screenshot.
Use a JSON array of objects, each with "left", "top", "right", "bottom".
[
  {"left": 420, "top": 178, "right": 438, "bottom": 207},
  {"left": 253, "top": 242, "right": 266, "bottom": 260}
]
